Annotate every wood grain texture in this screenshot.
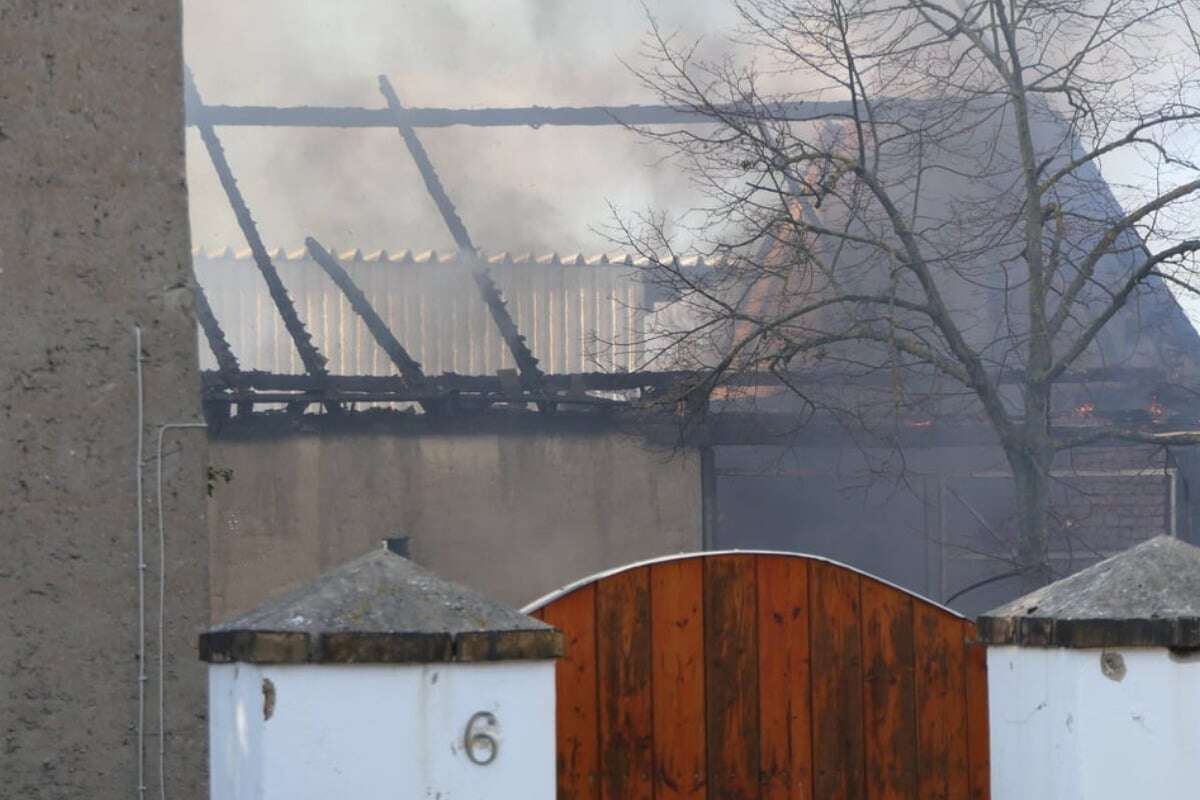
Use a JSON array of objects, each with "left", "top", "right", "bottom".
[
  {"left": 533, "top": 554, "right": 989, "bottom": 800},
  {"left": 596, "top": 567, "right": 654, "bottom": 800},
  {"left": 964, "top": 626, "right": 991, "bottom": 800},
  {"left": 651, "top": 559, "right": 707, "bottom": 800},
  {"left": 705, "top": 555, "right": 760, "bottom": 800},
  {"left": 757, "top": 555, "right": 813, "bottom": 800},
  {"left": 861, "top": 578, "right": 917, "bottom": 800},
  {"left": 809, "top": 559, "right": 866, "bottom": 800},
  {"left": 540, "top": 585, "right": 599, "bottom": 800},
  {"left": 915, "top": 604, "right": 970, "bottom": 800}
]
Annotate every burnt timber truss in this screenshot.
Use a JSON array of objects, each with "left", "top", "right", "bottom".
[
  {"left": 188, "top": 69, "right": 678, "bottom": 420},
  {"left": 183, "top": 73, "right": 983, "bottom": 422},
  {"left": 185, "top": 70, "right": 1200, "bottom": 446}
]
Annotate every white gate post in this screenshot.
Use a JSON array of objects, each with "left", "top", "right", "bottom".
[
  {"left": 978, "top": 536, "right": 1200, "bottom": 800},
  {"left": 200, "top": 544, "right": 563, "bottom": 800}
]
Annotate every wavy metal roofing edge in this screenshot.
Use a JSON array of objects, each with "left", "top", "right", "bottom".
[{"left": 191, "top": 246, "right": 723, "bottom": 267}]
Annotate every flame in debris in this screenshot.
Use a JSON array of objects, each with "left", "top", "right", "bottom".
[
  {"left": 1149, "top": 401, "right": 1165, "bottom": 421},
  {"left": 1075, "top": 402, "right": 1095, "bottom": 418}
]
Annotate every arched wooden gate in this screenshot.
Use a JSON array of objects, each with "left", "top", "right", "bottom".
[{"left": 525, "top": 552, "right": 989, "bottom": 800}]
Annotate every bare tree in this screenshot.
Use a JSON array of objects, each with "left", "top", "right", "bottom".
[{"left": 620, "top": 0, "right": 1200, "bottom": 586}]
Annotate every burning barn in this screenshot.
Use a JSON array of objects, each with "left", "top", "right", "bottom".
[
  {"left": 187, "top": 67, "right": 1200, "bottom": 619},
  {"left": 15, "top": 5, "right": 1200, "bottom": 799},
  {"left": 193, "top": 238, "right": 1200, "bottom": 618}
]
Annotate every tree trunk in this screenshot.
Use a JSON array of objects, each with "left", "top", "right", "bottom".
[{"left": 1008, "top": 445, "right": 1055, "bottom": 592}]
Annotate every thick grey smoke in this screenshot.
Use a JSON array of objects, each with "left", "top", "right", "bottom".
[{"left": 184, "top": 0, "right": 743, "bottom": 255}]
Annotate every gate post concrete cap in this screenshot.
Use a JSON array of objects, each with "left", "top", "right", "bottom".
[
  {"left": 199, "top": 544, "right": 563, "bottom": 664},
  {"left": 978, "top": 536, "right": 1200, "bottom": 649}
]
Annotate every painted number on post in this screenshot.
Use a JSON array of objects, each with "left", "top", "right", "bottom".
[{"left": 463, "top": 711, "right": 499, "bottom": 765}]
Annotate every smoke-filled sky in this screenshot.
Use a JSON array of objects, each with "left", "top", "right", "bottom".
[
  {"left": 183, "top": 1, "right": 746, "bottom": 256},
  {"left": 184, "top": 2, "right": 1200, "bottom": 323}
]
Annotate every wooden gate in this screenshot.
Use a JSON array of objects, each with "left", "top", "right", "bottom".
[{"left": 525, "top": 552, "right": 989, "bottom": 800}]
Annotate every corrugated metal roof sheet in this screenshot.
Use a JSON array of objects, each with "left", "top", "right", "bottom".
[
  {"left": 190, "top": 246, "right": 722, "bottom": 268},
  {"left": 193, "top": 244, "right": 663, "bottom": 376}
]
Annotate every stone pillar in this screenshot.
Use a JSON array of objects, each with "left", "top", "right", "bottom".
[
  {"left": 978, "top": 536, "right": 1200, "bottom": 799},
  {"left": 200, "top": 544, "right": 563, "bottom": 800}
]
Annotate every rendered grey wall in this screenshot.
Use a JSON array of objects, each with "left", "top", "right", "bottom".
[
  {"left": 207, "top": 430, "right": 703, "bottom": 616},
  {"left": 0, "top": 3, "right": 208, "bottom": 798}
]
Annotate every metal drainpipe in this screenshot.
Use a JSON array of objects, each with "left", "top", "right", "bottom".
[
  {"left": 134, "top": 327, "right": 147, "bottom": 800},
  {"left": 135, "top": 326, "right": 210, "bottom": 800}
]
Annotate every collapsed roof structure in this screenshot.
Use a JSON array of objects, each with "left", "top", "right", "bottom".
[
  {"left": 188, "top": 68, "right": 1200, "bottom": 614},
  {"left": 186, "top": 70, "right": 1200, "bottom": 443}
]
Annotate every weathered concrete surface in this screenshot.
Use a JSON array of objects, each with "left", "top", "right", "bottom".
[
  {"left": 208, "top": 428, "right": 702, "bottom": 616},
  {"left": 0, "top": 3, "right": 208, "bottom": 798},
  {"left": 980, "top": 536, "right": 1200, "bottom": 648},
  {"left": 202, "top": 547, "right": 562, "bottom": 664}
]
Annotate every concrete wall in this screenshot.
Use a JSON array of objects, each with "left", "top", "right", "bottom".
[
  {"left": 716, "top": 443, "right": 1180, "bottom": 615},
  {"left": 209, "top": 661, "right": 555, "bottom": 800},
  {"left": 208, "top": 427, "right": 702, "bottom": 615},
  {"left": 988, "top": 646, "right": 1200, "bottom": 799},
  {"left": 0, "top": 3, "right": 209, "bottom": 799}
]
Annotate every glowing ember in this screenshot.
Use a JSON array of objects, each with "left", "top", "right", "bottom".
[
  {"left": 904, "top": 419, "right": 934, "bottom": 428},
  {"left": 1075, "top": 402, "right": 1095, "bottom": 417},
  {"left": 1149, "top": 401, "right": 1165, "bottom": 421}
]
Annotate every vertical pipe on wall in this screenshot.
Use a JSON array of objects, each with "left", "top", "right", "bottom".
[{"left": 133, "top": 326, "right": 147, "bottom": 800}]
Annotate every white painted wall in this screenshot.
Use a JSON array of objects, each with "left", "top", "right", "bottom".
[
  {"left": 988, "top": 646, "right": 1200, "bottom": 799},
  {"left": 208, "top": 660, "right": 556, "bottom": 800}
]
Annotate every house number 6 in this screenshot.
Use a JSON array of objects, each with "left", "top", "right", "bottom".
[{"left": 463, "top": 711, "right": 499, "bottom": 765}]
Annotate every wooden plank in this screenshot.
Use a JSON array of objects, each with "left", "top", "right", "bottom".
[
  {"left": 540, "top": 586, "right": 600, "bottom": 800},
  {"left": 757, "top": 555, "right": 813, "bottom": 800},
  {"left": 964, "top": 624, "right": 991, "bottom": 800},
  {"left": 809, "top": 559, "right": 866, "bottom": 800},
  {"left": 861, "top": 578, "right": 917, "bottom": 800},
  {"left": 914, "top": 604, "right": 970, "bottom": 800},
  {"left": 704, "top": 554, "right": 759, "bottom": 800},
  {"left": 651, "top": 559, "right": 707, "bottom": 800},
  {"left": 597, "top": 567, "right": 654, "bottom": 800}
]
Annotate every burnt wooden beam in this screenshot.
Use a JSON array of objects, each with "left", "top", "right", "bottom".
[
  {"left": 186, "top": 100, "right": 857, "bottom": 129},
  {"left": 185, "top": 68, "right": 330, "bottom": 380},
  {"left": 377, "top": 75, "right": 548, "bottom": 398},
  {"left": 203, "top": 392, "right": 623, "bottom": 408},
  {"left": 305, "top": 236, "right": 426, "bottom": 386},
  {"left": 200, "top": 369, "right": 682, "bottom": 396},
  {"left": 377, "top": 76, "right": 476, "bottom": 252},
  {"left": 200, "top": 393, "right": 1198, "bottom": 451},
  {"left": 193, "top": 283, "right": 241, "bottom": 382},
  {"left": 199, "top": 367, "right": 1187, "bottom": 395},
  {"left": 471, "top": 269, "right": 548, "bottom": 394}
]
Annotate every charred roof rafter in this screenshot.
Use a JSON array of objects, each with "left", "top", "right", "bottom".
[
  {"left": 193, "top": 282, "right": 240, "bottom": 383},
  {"left": 185, "top": 100, "right": 857, "bottom": 129},
  {"left": 377, "top": 74, "right": 549, "bottom": 405},
  {"left": 185, "top": 69, "right": 332, "bottom": 386},
  {"left": 304, "top": 236, "right": 426, "bottom": 388}
]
